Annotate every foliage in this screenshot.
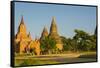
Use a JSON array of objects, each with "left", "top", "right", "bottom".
[
  {"left": 40, "top": 29, "right": 96, "bottom": 54},
  {"left": 73, "top": 29, "right": 96, "bottom": 51},
  {"left": 40, "top": 36, "right": 56, "bottom": 54},
  {"left": 61, "top": 36, "right": 73, "bottom": 51},
  {"left": 61, "top": 29, "right": 96, "bottom": 52}
]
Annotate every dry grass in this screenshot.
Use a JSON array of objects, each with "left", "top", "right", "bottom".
[{"left": 14, "top": 51, "right": 97, "bottom": 66}]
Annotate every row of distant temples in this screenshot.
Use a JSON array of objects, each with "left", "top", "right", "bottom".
[{"left": 14, "top": 16, "right": 63, "bottom": 55}]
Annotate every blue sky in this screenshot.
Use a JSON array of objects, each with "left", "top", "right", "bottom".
[{"left": 14, "top": 2, "right": 96, "bottom": 39}]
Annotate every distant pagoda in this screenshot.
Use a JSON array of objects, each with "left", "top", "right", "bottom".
[
  {"left": 15, "top": 16, "right": 31, "bottom": 42},
  {"left": 40, "top": 26, "right": 48, "bottom": 40},
  {"left": 15, "top": 16, "right": 32, "bottom": 53},
  {"left": 40, "top": 17, "right": 63, "bottom": 51},
  {"left": 15, "top": 16, "right": 41, "bottom": 55},
  {"left": 49, "top": 17, "right": 63, "bottom": 51},
  {"left": 15, "top": 16, "right": 63, "bottom": 54}
]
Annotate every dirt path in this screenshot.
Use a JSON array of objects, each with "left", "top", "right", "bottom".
[{"left": 15, "top": 53, "right": 80, "bottom": 59}]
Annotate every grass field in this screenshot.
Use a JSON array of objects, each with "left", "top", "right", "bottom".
[{"left": 15, "top": 51, "right": 97, "bottom": 66}]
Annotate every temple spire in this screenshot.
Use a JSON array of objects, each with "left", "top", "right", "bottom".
[
  {"left": 49, "top": 17, "right": 63, "bottom": 50},
  {"left": 20, "top": 16, "right": 24, "bottom": 25},
  {"left": 50, "top": 16, "right": 58, "bottom": 34},
  {"left": 51, "top": 16, "right": 56, "bottom": 25},
  {"left": 43, "top": 26, "right": 48, "bottom": 34},
  {"left": 40, "top": 26, "right": 48, "bottom": 40},
  {"left": 17, "top": 16, "right": 27, "bottom": 35}
]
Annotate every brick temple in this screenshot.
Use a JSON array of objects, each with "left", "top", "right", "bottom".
[{"left": 14, "top": 16, "right": 63, "bottom": 55}]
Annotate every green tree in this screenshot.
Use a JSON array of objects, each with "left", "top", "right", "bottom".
[
  {"left": 89, "top": 35, "right": 96, "bottom": 51},
  {"left": 61, "top": 36, "right": 73, "bottom": 51},
  {"left": 40, "top": 36, "right": 56, "bottom": 54},
  {"left": 73, "top": 29, "right": 96, "bottom": 51}
]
